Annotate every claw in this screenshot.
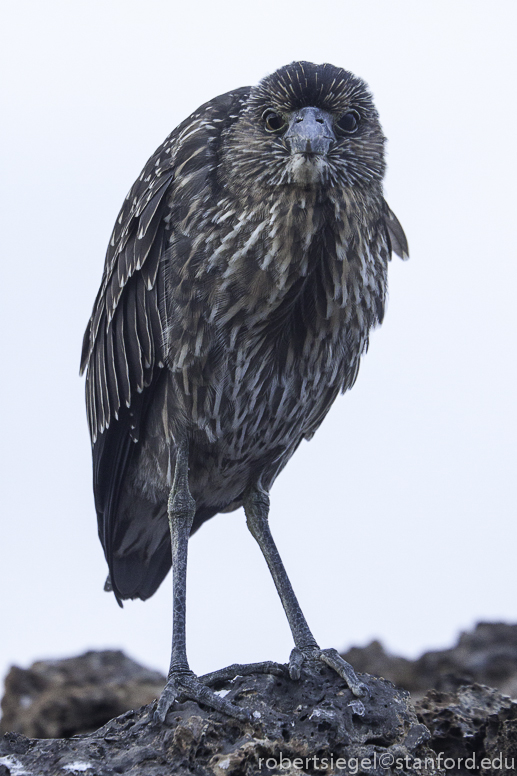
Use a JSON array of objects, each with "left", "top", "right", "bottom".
[
  {"left": 288, "top": 645, "right": 366, "bottom": 698},
  {"left": 289, "top": 647, "right": 304, "bottom": 680},
  {"left": 154, "top": 679, "right": 179, "bottom": 724},
  {"left": 348, "top": 699, "right": 366, "bottom": 716},
  {"left": 318, "top": 648, "right": 366, "bottom": 697}
]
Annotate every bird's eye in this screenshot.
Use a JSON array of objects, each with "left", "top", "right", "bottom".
[
  {"left": 263, "top": 110, "right": 287, "bottom": 134},
  {"left": 336, "top": 111, "right": 360, "bottom": 134}
]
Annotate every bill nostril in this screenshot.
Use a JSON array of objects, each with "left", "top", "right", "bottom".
[{"left": 286, "top": 107, "right": 336, "bottom": 155}]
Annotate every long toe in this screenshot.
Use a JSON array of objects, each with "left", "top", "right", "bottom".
[
  {"left": 154, "top": 677, "right": 179, "bottom": 723},
  {"left": 318, "top": 648, "right": 368, "bottom": 698},
  {"left": 289, "top": 646, "right": 367, "bottom": 702},
  {"left": 154, "top": 670, "right": 251, "bottom": 724},
  {"left": 200, "top": 660, "right": 288, "bottom": 686}
]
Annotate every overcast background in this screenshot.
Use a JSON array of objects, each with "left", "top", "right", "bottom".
[{"left": 1, "top": 0, "right": 516, "bottom": 695}]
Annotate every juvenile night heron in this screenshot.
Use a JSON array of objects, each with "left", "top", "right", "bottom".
[{"left": 81, "top": 61, "right": 408, "bottom": 722}]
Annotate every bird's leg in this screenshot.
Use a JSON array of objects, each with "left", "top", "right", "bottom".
[
  {"left": 154, "top": 441, "right": 252, "bottom": 723},
  {"left": 243, "top": 485, "right": 366, "bottom": 699},
  {"left": 166, "top": 441, "right": 194, "bottom": 675}
]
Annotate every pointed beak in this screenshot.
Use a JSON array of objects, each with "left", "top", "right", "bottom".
[{"left": 285, "top": 107, "right": 335, "bottom": 156}]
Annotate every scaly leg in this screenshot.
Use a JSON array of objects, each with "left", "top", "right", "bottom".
[
  {"left": 243, "top": 485, "right": 366, "bottom": 699},
  {"left": 154, "top": 441, "right": 260, "bottom": 723}
]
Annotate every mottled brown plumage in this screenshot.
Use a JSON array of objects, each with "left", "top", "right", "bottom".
[{"left": 81, "top": 61, "right": 408, "bottom": 720}]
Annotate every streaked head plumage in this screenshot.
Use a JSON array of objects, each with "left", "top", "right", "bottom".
[
  {"left": 249, "top": 61, "right": 377, "bottom": 117},
  {"left": 222, "top": 61, "right": 386, "bottom": 193}
]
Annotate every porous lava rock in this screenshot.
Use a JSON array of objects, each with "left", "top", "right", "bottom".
[
  {"left": 0, "top": 650, "right": 165, "bottom": 738},
  {"left": 415, "top": 684, "right": 517, "bottom": 775},
  {"left": 340, "top": 622, "right": 517, "bottom": 700},
  {"left": 3, "top": 624, "right": 517, "bottom": 774},
  {"left": 0, "top": 665, "right": 437, "bottom": 775}
]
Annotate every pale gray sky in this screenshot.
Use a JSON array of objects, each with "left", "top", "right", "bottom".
[{"left": 1, "top": 0, "right": 516, "bottom": 691}]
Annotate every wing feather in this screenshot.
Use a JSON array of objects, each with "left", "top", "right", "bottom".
[
  {"left": 384, "top": 205, "right": 409, "bottom": 260},
  {"left": 140, "top": 234, "right": 163, "bottom": 291},
  {"left": 105, "top": 322, "right": 120, "bottom": 420},
  {"left": 82, "top": 167, "right": 175, "bottom": 440},
  {"left": 113, "top": 305, "right": 131, "bottom": 413},
  {"left": 124, "top": 278, "right": 144, "bottom": 394},
  {"left": 80, "top": 86, "right": 251, "bottom": 602},
  {"left": 95, "top": 339, "right": 107, "bottom": 434},
  {"left": 136, "top": 273, "right": 153, "bottom": 369}
]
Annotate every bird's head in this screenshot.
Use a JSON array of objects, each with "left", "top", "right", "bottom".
[{"left": 221, "top": 61, "right": 386, "bottom": 198}]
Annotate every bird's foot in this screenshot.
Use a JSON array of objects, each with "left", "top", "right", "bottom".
[
  {"left": 154, "top": 668, "right": 251, "bottom": 724},
  {"left": 289, "top": 645, "right": 367, "bottom": 702},
  {"left": 154, "top": 661, "right": 288, "bottom": 724}
]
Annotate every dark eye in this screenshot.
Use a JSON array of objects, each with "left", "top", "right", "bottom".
[
  {"left": 336, "top": 110, "right": 360, "bottom": 134},
  {"left": 263, "top": 110, "right": 287, "bottom": 134}
]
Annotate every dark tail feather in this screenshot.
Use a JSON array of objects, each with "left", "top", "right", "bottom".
[{"left": 110, "top": 537, "right": 172, "bottom": 601}]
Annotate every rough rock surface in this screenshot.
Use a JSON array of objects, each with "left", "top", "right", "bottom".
[
  {"left": 0, "top": 650, "right": 165, "bottom": 738},
  {"left": 415, "top": 684, "right": 517, "bottom": 775},
  {"left": 341, "top": 622, "right": 517, "bottom": 701},
  {"left": 2, "top": 623, "right": 517, "bottom": 774},
  {"left": 0, "top": 665, "right": 436, "bottom": 775}
]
